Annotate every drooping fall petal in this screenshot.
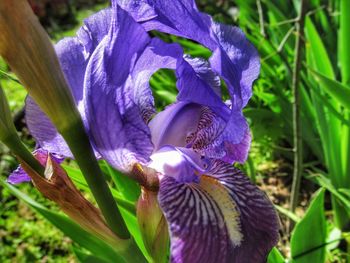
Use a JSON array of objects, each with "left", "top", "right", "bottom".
[{"left": 157, "top": 149, "right": 279, "bottom": 263}]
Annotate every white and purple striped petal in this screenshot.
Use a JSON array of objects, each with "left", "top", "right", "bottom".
[
  {"left": 207, "top": 160, "right": 280, "bottom": 262},
  {"left": 158, "top": 154, "right": 279, "bottom": 263}
]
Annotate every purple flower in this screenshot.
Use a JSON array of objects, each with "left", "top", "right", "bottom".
[{"left": 24, "top": 1, "right": 279, "bottom": 262}]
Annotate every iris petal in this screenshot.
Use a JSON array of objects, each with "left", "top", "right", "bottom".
[
  {"left": 25, "top": 97, "right": 72, "bottom": 158},
  {"left": 149, "top": 102, "right": 202, "bottom": 151},
  {"left": 207, "top": 160, "right": 280, "bottom": 262},
  {"left": 116, "top": 0, "right": 259, "bottom": 163},
  {"left": 84, "top": 6, "right": 153, "bottom": 172},
  {"left": 176, "top": 56, "right": 225, "bottom": 112},
  {"left": 158, "top": 157, "right": 279, "bottom": 263},
  {"left": 131, "top": 38, "right": 183, "bottom": 122},
  {"left": 159, "top": 176, "right": 230, "bottom": 263},
  {"left": 77, "top": 8, "right": 112, "bottom": 58}
]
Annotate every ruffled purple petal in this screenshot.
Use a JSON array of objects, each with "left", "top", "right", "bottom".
[
  {"left": 116, "top": 0, "right": 259, "bottom": 162},
  {"left": 159, "top": 176, "right": 231, "bottom": 263},
  {"left": 84, "top": 6, "right": 153, "bottom": 172},
  {"left": 116, "top": 0, "right": 157, "bottom": 22},
  {"left": 151, "top": 102, "right": 250, "bottom": 163},
  {"left": 176, "top": 56, "right": 225, "bottom": 112},
  {"left": 158, "top": 156, "right": 279, "bottom": 263},
  {"left": 7, "top": 166, "right": 31, "bottom": 184},
  {"left": 55, "top": 37, "right": 87, "bottom": 103},
  {"left": 131, "top": 38, "right": 183, "bottom": 122},
  {"left": 209, "top": 23, "right": 260, "bottom": 108},
  {"left": 116, "top": 0, "right": 259, "bottom": 106},
  {"left": 207, "top": 160, "right": 280, "bottom": 263},
  {"left": 8, "top": 149, "right": 63, "bottom": 184},
  {"left": 116, "top": 0, "right": 215, "bottom": 48},
  {"left": 76, "top": 8, "right": 112, "bottom": 59}
]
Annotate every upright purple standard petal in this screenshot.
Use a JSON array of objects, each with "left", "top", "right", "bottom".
[
  {"left": 84, "top": 6, "right": 153, "bottom": 172},
  {"left": 149, "top": 102, "right": 202, "bottom": 151},
  {"left": 116, "top": 0, "right": 259, "bottom": 162},
  {"left": 76, "top": 8, "right": 112, "bottom": 58},
  {"left": 130, "top": 38, "right": 183, "bottom": 122},
  {"left": 116, "top": 0, "right": 259, "bottom": 106},
  {"left": 116, "top": 0, "right": 215, "bottom": 48}
]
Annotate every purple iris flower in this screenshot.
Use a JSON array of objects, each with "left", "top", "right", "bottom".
[{"left": 19, "top": 1, "right": 279, "bottom": 262}]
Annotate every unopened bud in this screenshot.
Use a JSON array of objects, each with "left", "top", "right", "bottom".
[
  {"left": 137, "top": 188, "right": 169, "bottom": 262},
  {"left": 0, "top": 0, "right": 79, "bottom": 132},
  {"left": 20, "top": 154, "right": 125, "bottom": 249}
]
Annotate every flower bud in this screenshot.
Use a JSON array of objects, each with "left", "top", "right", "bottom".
[
  {"left": 20, "top": 154, "right": 124, "bottom": 248},
  {"left": 0, "top": 0, "right": 79, "bottom": 132},
  {"left": 137, "top": 188, "right": 169, "bottom": 262}
]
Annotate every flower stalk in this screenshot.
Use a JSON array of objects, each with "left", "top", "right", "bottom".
[
  {"left": 0, "top": 85, "right": 44, "bottom": 176},
  {"left": 0, "top": 0, "right": 133, "bottom": 243}
]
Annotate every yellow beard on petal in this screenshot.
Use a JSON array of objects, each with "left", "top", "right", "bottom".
[{"left": 200, "top": 175, "right": 243, "bottom": 246}]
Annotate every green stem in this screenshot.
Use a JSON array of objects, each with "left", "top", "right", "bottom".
[
  {"left": 3, "top": 133, "right": 45, "bottom": 176},
  {"left": 247, "top": 156, "right": 256, "bottom": 184},
  {"left": 290, "top": 0, "right": 307, "bottom": 214},
  {"left": 60, "top": 121, "right": 130, "bottom": 239}
]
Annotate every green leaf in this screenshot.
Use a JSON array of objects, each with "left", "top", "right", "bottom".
[
  {"left": 290, "top": 189, "right": 327, "bottom": 263},
  {"left": 305, "top": 17, "right": 335, "bottom": 79},
  {"left": 0, "top": 180, "right": 124, "bottom": 263},
  {"left": 309, "top": 171, "right": 350, "bottom": 212},
  {"left": 267, "top": 247, "right": 285, "bottom": 263},
  {"left": 64, "top": 163, "right": 151, "bottom": 261},
  {"left": 63, "top": 164, "right": 136, "bottom": 214},
  {"left": 73, "top": 247, "right": 112, "bottom": 263},
  {"left": 275, "top": 204, "right": 301, "bottom": 223},
  {"left": 308, "top": 69, "right": 350, "bottom": 110},
  {"left": 102, "top": 161, "right": 140, "bottom": 203},
  {"left": 339, "top": 0, "right": 350, "bottom": 86}
]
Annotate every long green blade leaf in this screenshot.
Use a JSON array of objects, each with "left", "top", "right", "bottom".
[
  {"left": 0, "top": 180, "right": 124, "bottom": 263},
  {"left": 309, "top": 69, "right": 350, "bottom": 110},
  {"left": 290, "top": 189, "right": 327, "bottom": 263}
]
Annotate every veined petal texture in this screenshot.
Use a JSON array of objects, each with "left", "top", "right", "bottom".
[
  {"left": 84, "top": 6, "right": 153, "bottom": 172},
  {"left": 158, "top": 158, "right": 279, "bottom": 263}
]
